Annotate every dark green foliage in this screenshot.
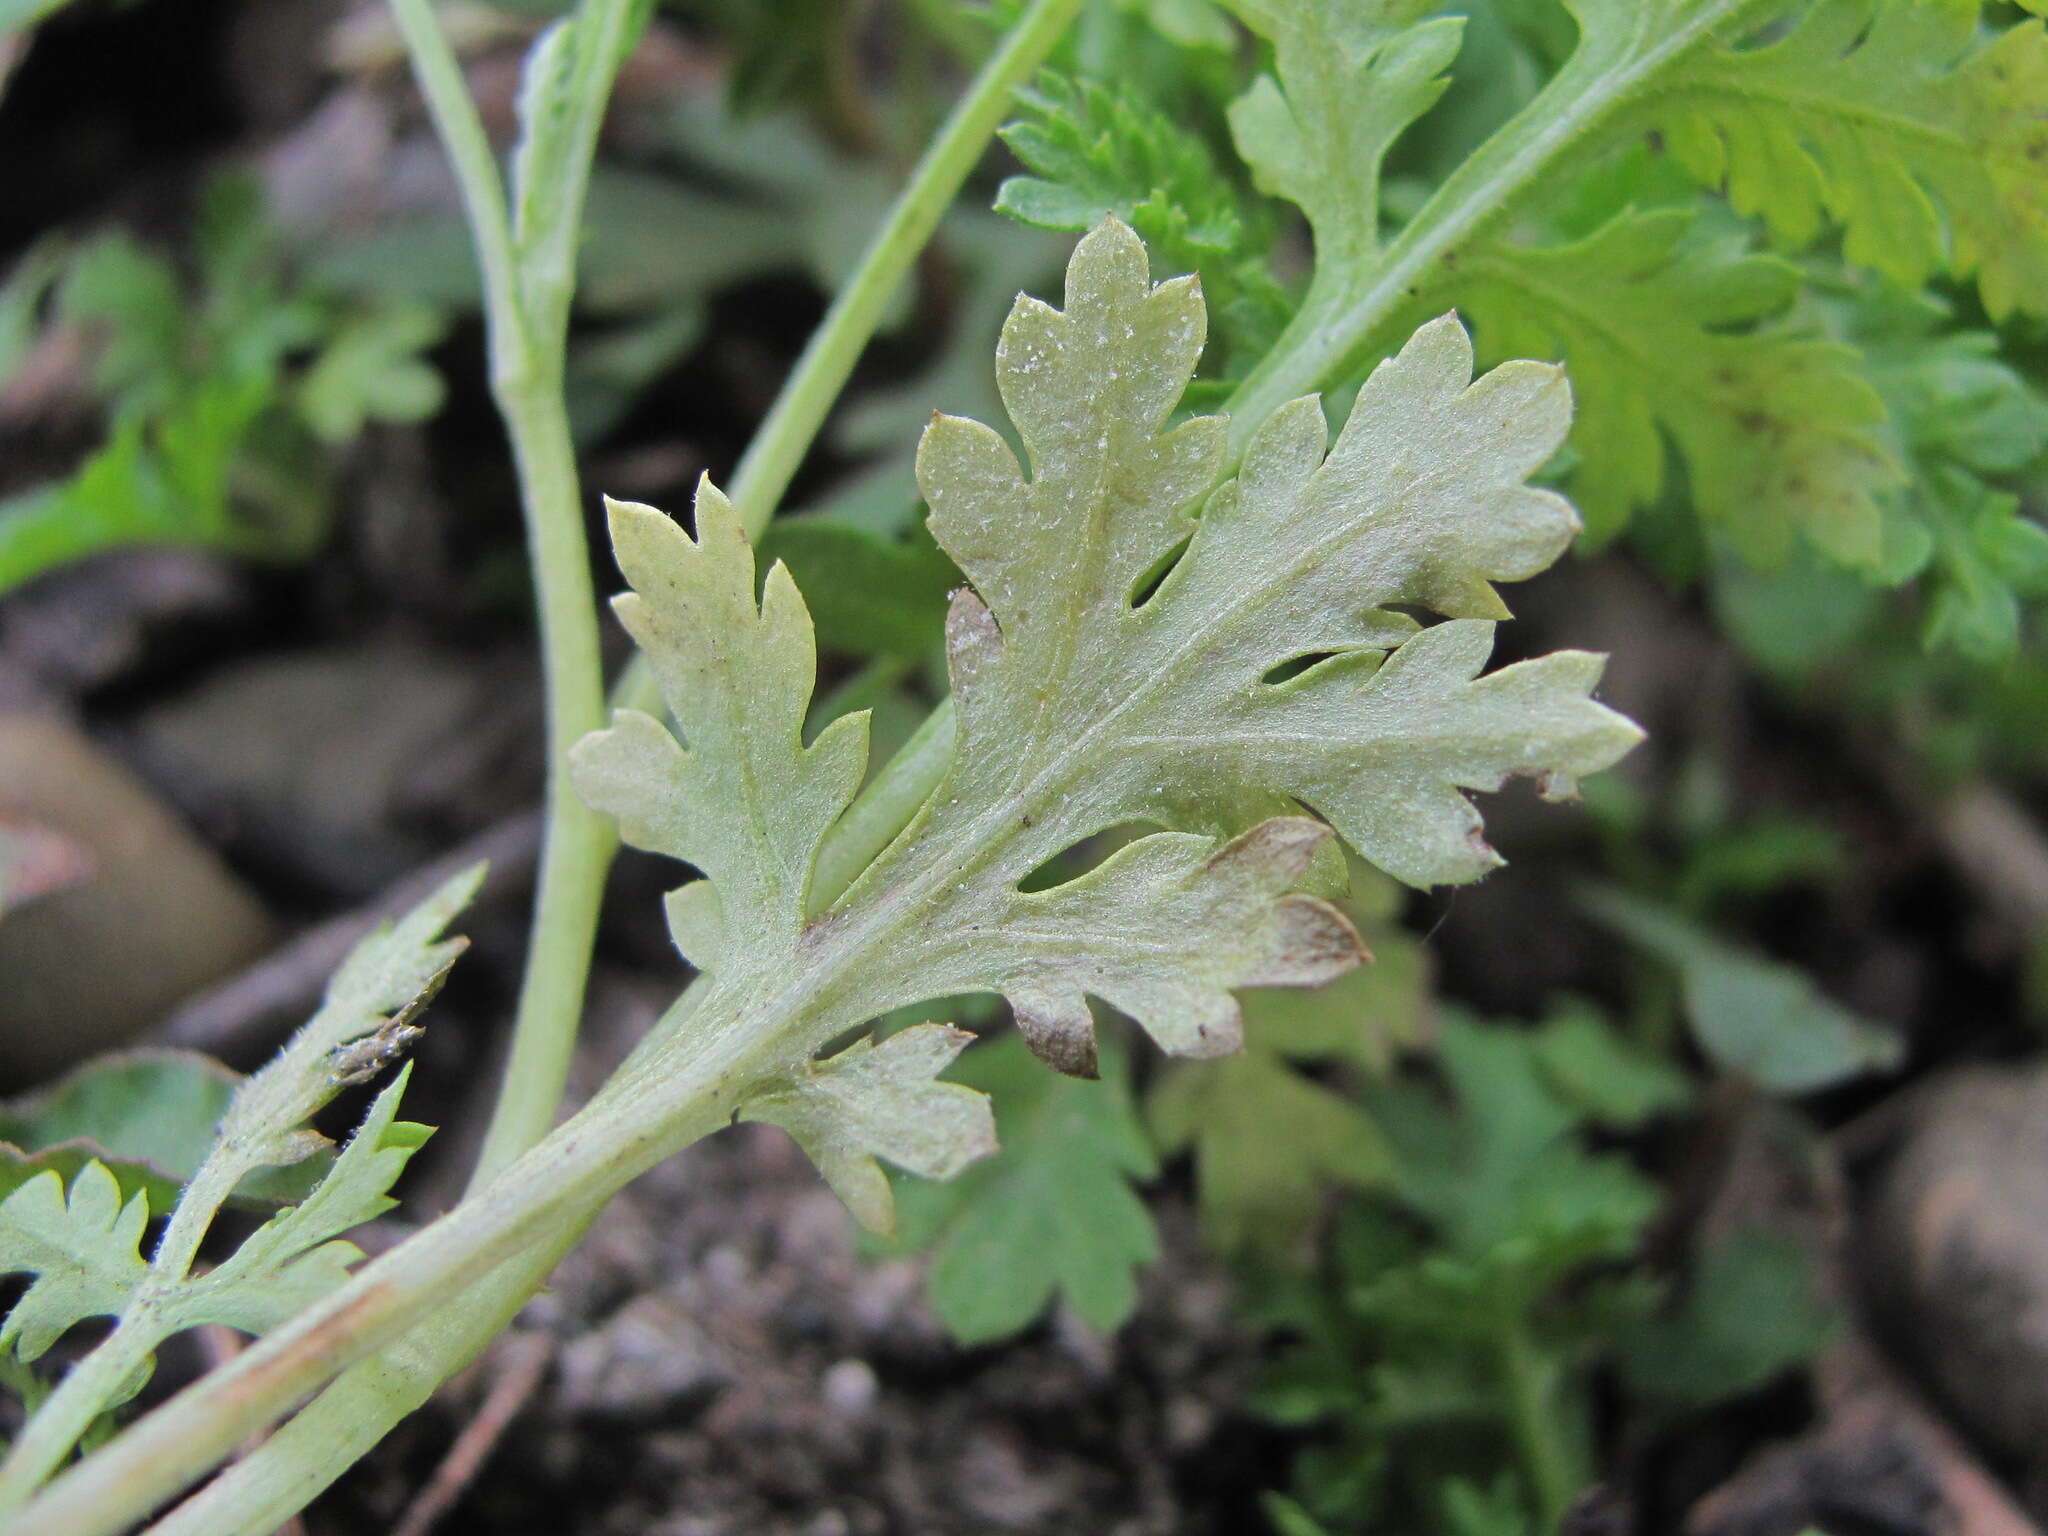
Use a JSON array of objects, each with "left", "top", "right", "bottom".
[
  {"left": 995, "top": 71, "right": 1292, "bottom": 378},
  {"left": 1250, "top": 1012, "right": 1676, "bottom": 1535},
  {"left": 0, "top": 177, "right": 446, "bottom": 595}
]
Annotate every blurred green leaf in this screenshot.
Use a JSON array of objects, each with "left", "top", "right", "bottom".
[
  {"left": 1149, "top": 866, "right": 1425, "bottom": 1256},
  {"left": 889, "top": 1032, "right": 1158, "bottom": 1342},
  {"left": 1620, "top": 1229, "right": 1837, "bottom": 1412},
  {"left": 1578, "top": 888, "right": 1903, "bottom": 1091},
  {"left": 0, "top": 1052, "right": 329, "bottom": 1216},
  {"left": 758, "top": 517, "right": 960, "bottom": 659}
]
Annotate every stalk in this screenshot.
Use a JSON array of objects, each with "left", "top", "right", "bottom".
[
  {"left": 1218, "top": 0, "right": 1771, "bottom": 446},
  {"left": 387, "top": 0, "right": 631, "bottom": 1190},
  {"left": 82, "top": 7, "right": 1084, "bottom": 1531},
  {"left": 1495, "top": 1314, "right": 1576, "bottom": 1532},
  {"left": 725, "top": 0, "right": 1083, "bottom": 533}
]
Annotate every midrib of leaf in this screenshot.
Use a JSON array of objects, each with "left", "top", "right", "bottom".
[
  {"left": 1630, "top": 76, "right": 1967, "bottom": 160},
  {"left": 1222, "top": 0, "right": 1785, "bottom": 443}
]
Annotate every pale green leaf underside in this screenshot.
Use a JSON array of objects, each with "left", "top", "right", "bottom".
[
  {"left": 0, "top": 1162, "right": 148, "bottom": 1362},
  {"left": 579, "top": 220, "right": 1641, "bottom": 1229},
  {"left": 742, "top": 1025, "right": 994, "bottom": 1236},
  {"left": 571, "top": 483, "right": 867, "bottom": 973},
  {"left": 916, "top": 220, "right": 1641, "bottom": 898}
]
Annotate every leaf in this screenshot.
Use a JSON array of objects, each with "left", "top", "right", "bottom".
[
  {"left": 1849, "top": 289, "right": 2048, "bottom": 660},
  {"left": 1445, "top": 207, "right": 1898, "bottom": 564},
  {"left": 0, "top": 877, "right": 463, "bottom": 1432},
  {"left": 582, "top": 222, "right": 1638, "bottom": 1250},
  {"left": 1529, "top": 1002, "right": 1691, "bottom": 1131},
  {"left": 890, "top": 1034, "right": 1159, "bottom": 1342},
  {"left": 211, "top": 864, "right": 476, "bottom": 1176},
  {"left": 1149, "top": 866, "right": 1427, "bottom": 1255},
  {"left": 1152, "top": 1048, "right": 1393, "bottom": 1256},
  {"left": 1619, "top": 1229, "right": 1837, "bottom": 1412},
  {"left": 1253, "top": 1014, "right": 1664, "bottom": 1534},
  {"left": 0, "top": 1160, "right": 148, "bottom": 1363},
  {"left": 996, "top": 71, "right": 1290, "bottom": 374},
  {"left": 923, "top": 817, "right": 1365, "bottom": 1076},
  {"left": 1365, "top": 1016, "right": 1660, "bottom": 1269},
  {"left": 297, "top": 301, "right": 448, "bottom": 443},
  {"left": 1221, "top": 0, "right": 1462, "bottom": 278},
  {"left": 508, "top": 0, "right": 653, "bottom": 273},
  {"left": 1633, "top": 1, "right": 2048, "bottom": 320},
  {"left": 908, "top": 225, "right": 1638, "bottom": 1015},
  {"left": 756, "top": 516, "right": 960, "bottom": 659},
  {"left": 570, "top": 481, "right": 870, "bottom": 972},
  {"left": 1578, "top": 888, "right": 1903, "bottom": 1091},
  {"left": 181, "top": 1071, "right": 432, "bottom": 1335},
  {"left": 742, "top": 1025, "right": 995, "bottom": 1236},
  {"left": 0, "top": 1051, "right": 327, "bottom": 1215}
]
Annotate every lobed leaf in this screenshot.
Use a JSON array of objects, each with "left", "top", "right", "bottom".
[
  {"left": 1446, "top": 208, "right": 1898, "bottom": 565},
  {"left": 571, "top": 484, "right": 869, "bottom": 971},
  {"left": 888, "top": 1034, "right": 1159, "bottom": 1342},
  {"left": 1148, "top": 864, "right": 1427, "bottom": 1254},
  {"left": 1630, "top": 0, "right": 2048, "bottom": 321},
  {"left": 742, "top": 1025, "right": 994, "bottom": 1236},
  {"left": 0, "top": 1162, "right": 148, "bottom": 1364},
  {"left": 180, "top": 1072, "right": 432, "bottom": 1335},
  {"left": 1221, "top": 0, "right": 1460, "bottom": 276},
  {"left": 584, "top": 220, "right": 1640, "bottom": 1236}
]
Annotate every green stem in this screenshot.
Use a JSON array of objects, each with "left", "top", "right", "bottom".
[
  {"left": 388, "top": 0, "right": 636, "bottom": 1188},
  {"left": 1218, "top": 0, "right": 1767, "bottom": 447},
  {"left": 1496, "top": 1313, "right": 1575, "bottom": 1533},
  {"left": 385, "top": 0, "right": 527, "bottom": 376},
  {"left": 81, "top": 8, "right": 1084, "bottom": 1532},
  {"left": 724, "top": 0, "right": 1084, "bottom": 534},
  {"left": 810, "top": 695, "right": 956, "bottom": 911},
  {"left": 472, "top": 384, "right": 614, "bottom": 1186}
]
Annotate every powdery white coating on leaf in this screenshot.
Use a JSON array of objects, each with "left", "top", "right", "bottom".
[
  {"left": 577, "top": 219, "right": 1639, "bottom": 1221},
  {"left": 741, "top": 1025, "right": 996, "bottom": 1235},
  {"left": 571, "top": 481, "right": 869, "bottom": 971},
  {"left": 910, "top": 220, "right": 1640, "bottom": 924}
]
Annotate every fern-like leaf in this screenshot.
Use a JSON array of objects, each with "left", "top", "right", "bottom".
[
  {"left": 1633, "top": 0, "right": 2048, "bottom": 319},
  {"left": 1446, "top": 207, "right": 1898, "bottom": 564}
]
